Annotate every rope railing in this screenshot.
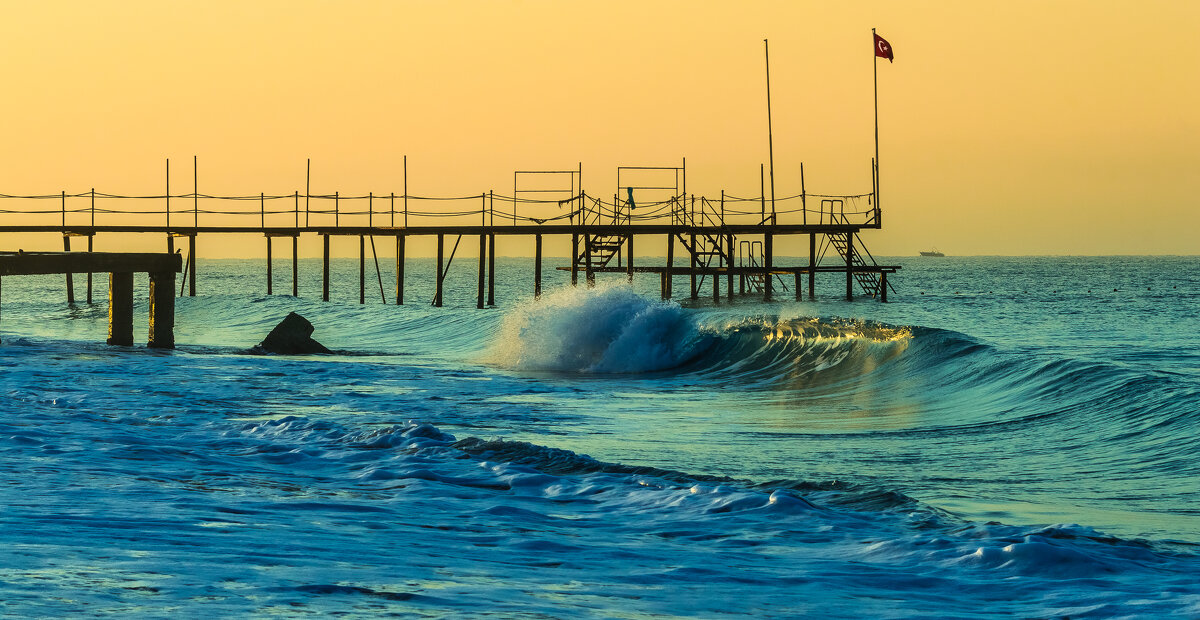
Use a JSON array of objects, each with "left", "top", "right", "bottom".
[{"left": 0, "top": 187, "right": 879, "bottom": 229}]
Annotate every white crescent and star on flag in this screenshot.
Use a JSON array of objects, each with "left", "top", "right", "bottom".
[{"left": 874, "top": 33, "right": 894, "bottom": 62}]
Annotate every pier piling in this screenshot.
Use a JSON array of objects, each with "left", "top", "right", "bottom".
[
  {"left": 291, "top": 236, "right": 298, "bottom": 297},
  {"left": 534, "top": 234, "right": 542, "bottom": 299},
  {"left": 148, "top": 271, "right": 175, "bottom": 348},
  {"left": 434, "top": 234, "right": 444, "bottom": 307},
  {"left": 477, "top": 234, "right": 486, "bottom": 309},
  {"left": 322, "top": 234, "right": 330, "bottom": 302},
  {"left": 187, "top": 235, "right": 196, "bottom": 297},
  {"left": 487, "top": 233, "right": 495, "bottom": 306},
  {"left": 107, "top": 272, "right": 134, "bottom": 346},
  {"left": 266, "top": 237, "right": 273, "bottom": 295},
  {"left": 845, "top": 232, "right": 854, "bottom": 302},
  {"left": 63, "top": 235, "right": 75, "bottom": 304},
  {"left": 395, "top": 235, "right": 405, "bottom": 304},
  {"left": 763, "top": 233, "right": 773, "bottom": 302},
  {"left": 664, "top": 233, "right": 674, "bottom": 300}
]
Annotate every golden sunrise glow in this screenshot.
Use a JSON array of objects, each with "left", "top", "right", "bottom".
[{"left": 1, "top": 0, "right": 1196, "bottom": 256}]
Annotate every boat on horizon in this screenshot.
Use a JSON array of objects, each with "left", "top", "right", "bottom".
[{"left": 920, "top": 248, "right": 945, "bottom": 257}]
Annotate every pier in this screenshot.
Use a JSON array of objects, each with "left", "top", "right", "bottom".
[
  {"left": 0, "top": 158, "right": 899, "bottom": 316},
  {"left": 0, "top": 251, "right": 182, "bottom": 347}
]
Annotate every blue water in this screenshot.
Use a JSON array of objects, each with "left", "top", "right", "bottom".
[{"left": 1, "top": 255, "right": 1198, "bottom": 617}]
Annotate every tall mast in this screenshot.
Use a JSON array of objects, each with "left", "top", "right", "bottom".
[
  {"left": 764, "top": 39, "right": 776, "bottom": 223},
  {"left": 873, "top": 28, "right": 881, "bottom": 213}
]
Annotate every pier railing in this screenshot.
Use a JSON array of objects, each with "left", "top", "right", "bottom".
[{"left": 0, "top": 188, "right": 879, "bottom": 232}]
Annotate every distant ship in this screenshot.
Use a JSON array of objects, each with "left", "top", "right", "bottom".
[{"left": 919, "top": 248, "right": 945, "bottom": 257}]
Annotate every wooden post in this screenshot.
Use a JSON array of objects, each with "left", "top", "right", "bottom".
[
  {"left": 534, "top": 234, "right": 543, "bottom": 299},
  {"left": 583, "top": 233, "right": 595, "bottom": 287},
  {"left": 570, "top": 233, "right": 579, "bottom": 286},
  {"left": 487, "top": 233, "right": 495, "bottom": 306},
  {"left": 477, "top": 234, "right": 486, "bottom": 309},
  {"left": 291, "top": 236, "right": 298, "bottom": 297},
  {"left": 795, "top": 271, "right": 802, "bottom": 301},
  {"left": 880, "top": 272, "right": 888, "bottom": 303},
  {"left": 395, "top": 235, "right": 405, "bottom": 305},
  {"left": 266, "top": 237, "right": 273, "bottom": 295},
  {"left": 63, "top": 235, "right": 75, "bottom": 304},
  {"left": 86, "top": 235, "right": 94, "bottom": 304},
  {"left": 187, "top": 235, "right": 196, "bottom": 297},
  {"left": 359, "top": 235, "right": 365, "bottom": 304},
  {"left": 664, "top": 233, "right": 674, "bottom": 299},
  {"left": 763, "top": 233, "right": 773, "bottom": 301},
  {"left": 713, "top": 262, "right": 720, "bottom": 302},
  {"left": 725, "top": 233, "right": 734, "bottom": 301},
  {"left": 322, "top": 234, "right": 330, "bottom": 302},
  {"left": 435, "top": 234, "right": 444, "bottom": 307},
  {"left": 107, "top": 272, "right": 134, "bottom": 346},
  {"left": 148, "top": 271, "right": 175, "bottom": 349},
  {"left": 689, "top": 232, "right": 698, "bottom": 299},
  {"left": 626, "top": 235, "right": 634, "bottom": 283},
  {"left": 845, "top": 232, "right": 854, "bottom": 302},
  {"left": 808, "top": 233, "right": 816, "bottom": 300}
]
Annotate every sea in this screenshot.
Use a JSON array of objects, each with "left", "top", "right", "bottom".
[{"left": 1, "top": 254, "right": 1197, "bottom": 618}]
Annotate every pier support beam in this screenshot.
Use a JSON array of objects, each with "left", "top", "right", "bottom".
[
  {"left": 434, "top": 234, "right": 444, "bottom": 307},
  {"left": 880, "top": 272, "right": 889, "bottom": 303},
  {"left": 477, "top": 234, "right": 486, "bottom": 309},
  {"left": 689, "top": 232, "right": 698, "bottom": 300},
  {"left": 487, "top": 233, "right": 495, "bottom": 306},
  {"left": 63, "top": 235, "right": 75, "bottom": 304},
  {"left": 664, "top": 233, "right": 674, "bottom": 300},
  {"left": 86, "top": 235, "right": 94, "bottom": 304},
  {"left": 763, "top": 233, "right": 773, "bottom": 302},
  {"left": 266, "top": 237, "right": 273, "bottom": 295},
  {"left": 322, "top": 234, "right": 330, "bottom": 302},
  {"left": 292, "top": 236, "right": 298, "bottom": 297},
  {"left": 188, "top": 235, "right": 196, "bottom": 297},
  {"left": 808, "top": 234, "right": 816, "bottom": 301},
  {"left": 148, "top": 271, "right": 175, "bottom": 348},
  {"left": 359, "top": 235, "right": 366, "bottom": 304},
  {"left": 570, "top": 233, "right": 579, "bottom": 286},
  {"left": 626, "top": 236, "right": 634, "bottom": 283},
  {"left": 107, "top": 272, "right": 134, "bottom": 346},
  {"left": 726, "top": 234, "right": 734, "bottom": 301},
  {"left": 583, "top": 234, "right": 595, "bottom": 287},
  {"left": 534, "top": 234, "right": 542, "bottom": 299},
  {"left": 845, "top": 232, "right": 854, "bottom": 302},
  {"left": 395, "top": 235, "right": 405, "bottom": 304}
]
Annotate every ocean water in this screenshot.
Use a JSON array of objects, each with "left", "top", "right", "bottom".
[{"left": 1, "top": 254, "right": 1198, "bottom": 617}]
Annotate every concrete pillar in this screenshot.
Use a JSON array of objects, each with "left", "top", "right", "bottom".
[
  {"left": 107, "top": 272, "right": 134, "bottom": 346},
  {"left": 148, "top": 271, "right": 175, "bottom": 348}
]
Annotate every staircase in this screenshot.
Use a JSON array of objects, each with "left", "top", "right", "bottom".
[
  {"left": 575, "top": 234, "right": 627, "bottom": 271},
  {"left": 674, "top": 197, "right": 733, "bottom": 294},
  {"left": 826, "top": 232, "right": 886, "bottom": 297}
]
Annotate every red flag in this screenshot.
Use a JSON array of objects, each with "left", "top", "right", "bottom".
[{"left": 874, "top": 33, "right": 894, "bottom": 63}]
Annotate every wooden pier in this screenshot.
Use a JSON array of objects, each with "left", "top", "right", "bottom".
[
  {"left": 0, "top": 159, "right": 900, "bottom": 317},
  {"left": 0, "top": 252, "right": 182, "bottom": 347}
]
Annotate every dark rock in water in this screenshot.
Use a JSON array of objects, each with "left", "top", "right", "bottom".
[{"left": 253, "top": 312, "right": 332, "bottom": 355}]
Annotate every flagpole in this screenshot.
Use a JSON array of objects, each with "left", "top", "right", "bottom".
[
  {"left": 873, "top": 28, "right": 881, "bottom": 218},
  {"left": 764, "top": 38, "right": 776, "bottom": 223}
]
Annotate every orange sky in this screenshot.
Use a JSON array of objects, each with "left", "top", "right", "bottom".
[{"left": 1, "top": 1, "right": 1196, "bottom": 257}]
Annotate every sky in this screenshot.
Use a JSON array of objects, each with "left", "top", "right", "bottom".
[{"left": 0, "top": 0, "right": 1196, "bottom": 257}]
